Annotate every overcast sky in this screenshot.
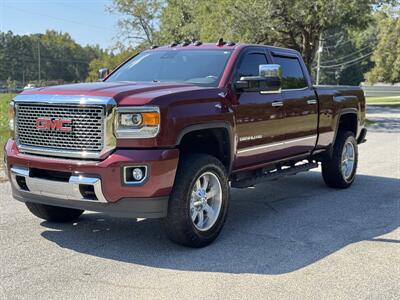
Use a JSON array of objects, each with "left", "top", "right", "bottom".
[{"left": 0, "top": 0, "right": 121, "bottom": 49}]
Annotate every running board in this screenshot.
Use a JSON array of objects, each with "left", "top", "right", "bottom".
[{"left": 231, "top": 162, "right": 319, "bottom": 188}]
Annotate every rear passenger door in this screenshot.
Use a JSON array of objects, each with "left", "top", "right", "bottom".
[{"left": 270, "top": 52, "right": 318, "bottom": 156}]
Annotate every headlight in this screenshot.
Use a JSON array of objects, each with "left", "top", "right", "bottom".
[
  {"left": 115, "top": 106, "right": 160, "bottom": 138},
  {"left": 8, "top": 101, "right": 15, "bottom": 138}
]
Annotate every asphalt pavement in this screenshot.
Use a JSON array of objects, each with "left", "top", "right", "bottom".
[{"left": 0, "top": 107, "right": 399, "bottom": 299}]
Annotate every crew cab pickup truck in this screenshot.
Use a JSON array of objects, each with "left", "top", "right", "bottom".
[{"left": 5, "top": 42, "right": 367, "bottom": 247}]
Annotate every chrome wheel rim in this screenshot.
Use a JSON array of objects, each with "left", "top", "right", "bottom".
[
  {"left": 190, "top": 171, "right": 222, "bottom": 232},
  {"left": 341, "top": 140, "right": 355, "bottom": 180}
]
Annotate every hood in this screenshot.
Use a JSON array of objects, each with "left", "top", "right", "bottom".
[{"left": 21, "top": 81, "right": 211, "bottom": 105}]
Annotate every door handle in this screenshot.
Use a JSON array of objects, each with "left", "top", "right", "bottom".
[
  {"left": 307, "top": 99, "right": 317, "bottom": 105},
  {"left": 272, "top": 101, "right": 283, "bottom": 107}
]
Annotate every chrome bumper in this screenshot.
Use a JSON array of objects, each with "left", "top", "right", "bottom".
[{"left": 10, "top": 166, "right": 107, "bottom": 203}]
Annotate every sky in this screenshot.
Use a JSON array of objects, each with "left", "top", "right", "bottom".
[{"left": 0, "top": 0, "right": 121, "bottom": 49}]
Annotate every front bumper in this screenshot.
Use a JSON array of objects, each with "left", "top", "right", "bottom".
[{"left": 5, "top": 139, "right": 179, "bottom": 218}]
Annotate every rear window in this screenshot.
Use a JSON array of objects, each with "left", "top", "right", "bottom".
[{"left": 272, "top": 55, "right": 308, "bottom": 89}]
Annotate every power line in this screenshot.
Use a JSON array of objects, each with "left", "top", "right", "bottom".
[
  {"left": 318, "top": 52, "right": 374, "bottom": 69},
  {"left": 324, "top": 39, "right": 354, "bottom": 49},
  {"left": 3, "top": 4, "right": 114, "bottom": 32},
  {"left": 321, "top": 45, "right": 373, "bottom": 64}
]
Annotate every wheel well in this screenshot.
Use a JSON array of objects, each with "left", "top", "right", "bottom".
[
  {"left": 338, "top": 113, "right": 357, "bottom": 136},
  {"left": 178, "top": 128, "right": 231, "bottom": 171}
]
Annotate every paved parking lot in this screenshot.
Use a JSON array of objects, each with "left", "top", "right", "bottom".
[{"left": 0, "top": 108, "right": 399, "bottom": 299}]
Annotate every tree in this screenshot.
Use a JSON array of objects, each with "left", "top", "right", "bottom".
[
  {"left": 159, "top": 0, "right": 393, "bottom": 70},
  {"left": 316, "top": 20, "right": 378, "bottom": 85},
  {"left": 108, "top": 0, "right": 164, "bottom": 49},
  {"left": 86, "top": 50, "right": 136, "bottom": 82},
  {"left": 0, "top": 31, "right": 104, "bottom": 84},
  {"left": 365, "top": 8, "right": 400, "bottom": 83}
]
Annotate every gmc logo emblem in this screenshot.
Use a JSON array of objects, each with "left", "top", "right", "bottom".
[{"left": 36, "top": 118, "right": 72, "bottom": 132}]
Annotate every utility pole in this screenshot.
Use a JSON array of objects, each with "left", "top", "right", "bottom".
[
  {"left": 37, "top": 39, "right": 41, "bottom": 83},
  {"left": 316, "top": 33, "right": 323, "bottom": 85}
]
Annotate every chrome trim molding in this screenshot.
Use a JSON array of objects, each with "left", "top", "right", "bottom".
[
  {"left": 123, "top": 165, "right": 148, "bottom": 185},
  {"left": 13, "top": 94, "right": 117, "bottom": 159},
  {"left": 238, "top": 135, "right": 317, "bottom": 154},
  {"left": 281, "top": 86, "right": 309, "bottom": 92},
  {"left": 14, "top": 94, "right": 116, "bottom": 105},
  {"left": 11, "top": 166, "right": 107, "bottom": 203},
  {"left": 307, "top": 99, "right": 317, "bottom": 105},
  {"left": 272, "top": 101, "right": 284, "bottom": 107}
]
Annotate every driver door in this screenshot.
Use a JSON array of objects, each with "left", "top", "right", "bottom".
[{"left": 232, "top": 49, "right": 287, "bottom": 170}]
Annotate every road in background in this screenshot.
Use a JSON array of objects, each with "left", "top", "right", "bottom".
[
  {"left": 0, "top": 108, "right": 399, "bottom": 299},
  {"left": 362, "top": 85, "right": 400, "bottom": 97}
]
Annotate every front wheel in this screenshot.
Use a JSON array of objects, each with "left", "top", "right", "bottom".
[
  {"left": 322, "top": 131, "right": 358, "bottom": 188},
  {"left": 162, "top": 154, "right": 229, "bottom": 248}
]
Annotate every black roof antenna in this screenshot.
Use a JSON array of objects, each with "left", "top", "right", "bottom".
[{"left": 216, "top": 38, "right": 226, "bottom": 46}]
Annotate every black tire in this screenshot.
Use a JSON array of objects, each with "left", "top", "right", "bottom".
[
  {"left": 322, "top": 131, "right": 358, "bottom": 189},
  {"left": 25, "top": 202, "right": 84, "bottom": 222},
  {"left": 162, "top": 154, "right": 229, "bottom": 248}
]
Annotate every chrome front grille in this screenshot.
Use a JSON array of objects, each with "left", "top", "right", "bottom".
[{"left": 16, "top": 104, "right": 105, "bottom": 154}]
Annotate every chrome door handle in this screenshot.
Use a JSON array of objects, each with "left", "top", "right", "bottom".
[
  {"left": 272, "top": 101, "right": 283, "bottom": 107},
  {"left": 307, "top": 99, "right": 317, "bottom": 105}
]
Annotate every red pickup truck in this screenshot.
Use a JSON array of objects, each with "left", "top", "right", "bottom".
[{"left": 5, "top": 42, "right": 367, "bottom": 247}]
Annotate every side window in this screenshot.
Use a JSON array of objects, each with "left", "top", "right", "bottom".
[
  {"left": 272, "top": 55, "right": 308, "bottom": 89},
  {"left": 237, "top": 53, "right": 268, "bottom": 79}
]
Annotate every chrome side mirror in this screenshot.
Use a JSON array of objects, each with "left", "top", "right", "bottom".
[
  {"left": 235, "top": 64, "right": 282, "bottom": 93},
  {"left": 98, "top": 68, "right": 110, "bottom": 81},
  {"left": 258, "top": 64, "right": 281, "bottom": 93}
]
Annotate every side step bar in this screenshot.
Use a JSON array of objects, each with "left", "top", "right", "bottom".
[{"left": 231, "top": 162, "right": 319, "bottom": 188}]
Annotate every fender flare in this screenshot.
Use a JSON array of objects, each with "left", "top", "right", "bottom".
[
  {"left": 328, "top": 108, "right": 358, "bottom": 157},
  {"left": 176, "top": 122, "right": 235, "bottom": 173}
]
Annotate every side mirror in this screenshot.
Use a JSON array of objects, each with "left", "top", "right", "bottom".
[
  {"left": 234, "top": 64, "right": 282, "bottom": 93},
  {"left": 98, "top": 68, "right": 110, "bottom": 81}
]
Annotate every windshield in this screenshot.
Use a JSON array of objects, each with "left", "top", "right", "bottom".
[{"left": 106, "top": 49, "right": 232, "bottom": 87}]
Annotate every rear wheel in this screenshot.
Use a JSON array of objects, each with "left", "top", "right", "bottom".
[
  {"left": 162, "top": 154, "right": 229, "bottom": 248},
  {"left": 322, "top": 131, "right": 358, "bottom": 188},
  {"left": 25, "top": 202, "right": 84, "bottom": 222}
]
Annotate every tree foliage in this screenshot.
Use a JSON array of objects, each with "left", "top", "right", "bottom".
[
  {"left": 365, "top": 9, "right": 400, "bottom": 83},
  {"left": 158, "top": 0, "right": 390, "bottom": 70},
  {"left": 108, "top": 0, "right": 164, "bottom": 48},
  {"left": 86, "top": 51, "right": 136, "bottom": 82},
  {"left": 0, "top": 30, "right": 103, "bottom": 84}
]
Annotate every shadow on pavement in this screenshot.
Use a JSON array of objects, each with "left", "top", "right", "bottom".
[
  {"left": 40, "top": 172, "right": 399, "bottom": 275},
  {"left": 367, "top": 105, "right": 400, "bottom": 133}
]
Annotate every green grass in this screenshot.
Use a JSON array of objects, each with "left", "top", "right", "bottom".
[
  {"left": 366, "top": 96, "right": 400, "bottom": 106},
  {"left": 0, "top": 93, "right": 15, "bottom": 164}
]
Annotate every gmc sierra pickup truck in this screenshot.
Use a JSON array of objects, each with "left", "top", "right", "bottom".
[{"left": 5, "top": 41, "right": 367, "bottom": 247}]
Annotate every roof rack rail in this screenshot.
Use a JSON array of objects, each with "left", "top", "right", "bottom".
[
  {"left": 170, "top": 42, "right": 178, "bottom": 47},
  {"left": 193, "top": 40, "right": 203, "bottom": 46},
  {"left": 150, "top": 45, "right": 159, "bottom": 49},
  {"left": 226, "top": 41, "right": 236, "bottom": 46}
]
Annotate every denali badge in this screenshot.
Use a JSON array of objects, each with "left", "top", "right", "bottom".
[{"left": 36, "top": 118, "right": 72, "bottom": 132}]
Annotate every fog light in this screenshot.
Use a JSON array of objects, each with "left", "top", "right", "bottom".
[
  {"left": 132, "top": 168, "right": 144, "bottom": 181},
  {"left": 124, "top": 166, "right": 147, "bottom": 185}
]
